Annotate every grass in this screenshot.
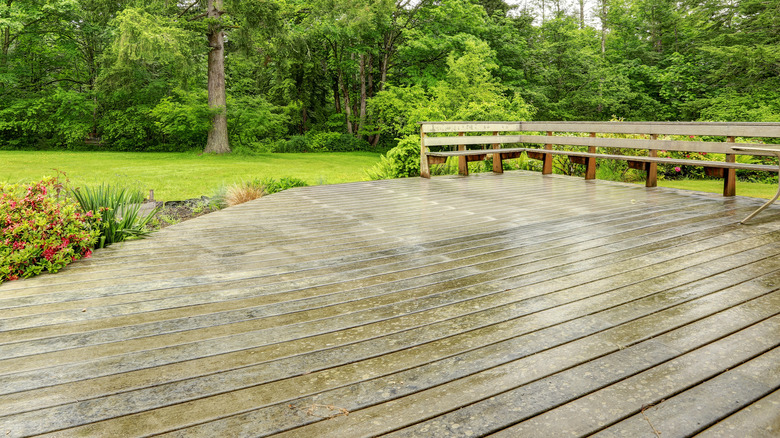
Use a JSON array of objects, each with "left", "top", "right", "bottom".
[
  {"left": 0, "top": 151, "right": 383, "bottom": 201},
  {"left": 656, "top": 179, "right": 778, "bottom": 199},
  {"left": 3, "top": 150, "right": 776, "bottom": 201}
]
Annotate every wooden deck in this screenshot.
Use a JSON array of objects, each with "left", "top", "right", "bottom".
[{"left": 1, "top": 171, "right": 779, "bottom": 437}]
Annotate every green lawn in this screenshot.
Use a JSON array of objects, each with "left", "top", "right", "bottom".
[
  {"left": 656, "top": 179, "right": 778, "bottom": 199},
  {"left": 4, "top": 150, "right": 776, "bottom": 202},
  {"left": 1, "top": 151, "right": 383, "bottom": 201}
]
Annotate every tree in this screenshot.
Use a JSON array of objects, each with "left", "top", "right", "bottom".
[{"left": 205, "top": 0, "right": 229, "bottom": 153}]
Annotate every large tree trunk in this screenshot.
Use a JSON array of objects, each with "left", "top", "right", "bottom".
[{"left": 204, "top": 0, "right": 230, "bottom": 154}]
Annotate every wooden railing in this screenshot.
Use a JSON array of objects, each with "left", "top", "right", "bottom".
[{"left": 419, "top": 121, "right": 780, "bottom": 222}]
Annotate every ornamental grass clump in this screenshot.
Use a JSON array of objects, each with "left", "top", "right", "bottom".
[
  {"left": 1, "top": 176, "right": 99, "bottom": 283},
  {"left": 70, "top": 184, "right": 159, "bottom": 249},
  {"left": 224, "top": 176, "right": 308, "bottom": 207}
]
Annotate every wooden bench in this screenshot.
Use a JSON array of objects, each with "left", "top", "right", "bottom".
[{"left": 419, "top": 121, "right": 780, "bottom": 223}]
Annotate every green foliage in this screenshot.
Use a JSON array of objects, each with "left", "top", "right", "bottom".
[
  {"left": 228, "top": 95, "right": 290, "bottom": 149},
  {"left": 698, "top": 83, "right": 780, "bottom": 123},
  {"left": 108, "top": 8, "right": 197, "bottom": 73},
  {"left": 70, "top": 184, "right": 159, "bottom": 249},
  {"left": 366, "top": 135, "right": 421, "bottom": 179},
  {"left": 255, "top": 176, "right": 309, "bottom": 194},
  {"left": 371, "top": 36, "right": 534, "bottom": 137},
  {"left": 0, "top": 90, "right": 95, "bottom": 149},
  {"left": 268, "top": 132, "right": 373, "bottom": 153},
  {"left": 150, "top": 89, "right": 212, "bottom": 150},
  {"left": 3, "top": 0, "right": 780, "bottom": 153},
  {"left": 1, "top": 176, "right": 98, "bottom": 283}
]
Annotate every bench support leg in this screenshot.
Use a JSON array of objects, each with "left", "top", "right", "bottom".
[
  {"left": 420, "top": 130, "right": 430, "bottom": 178},
  {"left": 585, "top": 135, "right": 596, "bottom": 180},
  {"left": 492, "top": 134, "right": 503, "bottom": 174},
  {"left": 458, "top": 142, "right": 468, "bottom": 176},
  {"left": 542, "top": 132, "right": 553, "bottom": 175},
  {"left": 724, "top": 151, "right": 736, "bottom": 196},
  {"left": 646, "top": 147, "right": 658, "bottom": 187}
]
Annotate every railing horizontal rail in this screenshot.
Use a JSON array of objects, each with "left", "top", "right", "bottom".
[{"left": 419, "top": 121, "right": 780, "bottom": 138}]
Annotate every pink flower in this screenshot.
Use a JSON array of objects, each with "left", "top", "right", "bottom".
[{"left": 674, "top": 167, "right": 681, "bottom": 172}]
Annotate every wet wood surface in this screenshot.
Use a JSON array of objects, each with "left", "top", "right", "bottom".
[{"left": 1, "top": 171, "right": 779, "bottom": 437}]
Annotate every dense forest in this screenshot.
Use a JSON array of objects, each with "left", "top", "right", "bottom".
[{"left": 1, "top": 0, "right": 778, "bottom": 153}]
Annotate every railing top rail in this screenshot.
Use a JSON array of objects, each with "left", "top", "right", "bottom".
[{"left": 419, "top": 121, "right": 780, "bottom": 138}]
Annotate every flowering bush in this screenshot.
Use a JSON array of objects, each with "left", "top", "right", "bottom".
[
  {"left": 657, "top": 150, "right": 711, "bottom": 179},
  {"left": 1, "top": 176, "right": 99, "bottom": 283}
]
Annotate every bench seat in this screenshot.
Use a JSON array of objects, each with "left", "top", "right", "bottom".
[{"left": 420, "top": 121, "right": 780, "bottom": 223}]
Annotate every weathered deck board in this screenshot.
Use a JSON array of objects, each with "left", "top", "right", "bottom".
[{"left": 1, "top": 171, "right": 779, "bottom": 437}]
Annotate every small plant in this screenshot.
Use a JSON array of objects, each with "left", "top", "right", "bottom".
[
  {"left": 70, "top": 184, "right": 159, "bottom": 248},
  {"left": 366, "top": 135, "right": 421, "bottom": 180},
  {"left": 1, "top": 176, "right": 98, "bottom": 282},
  {"left": 224, "top": 176, "right": 308, "bottom": 207},
  {"left": 225, "top": 183, "right": 264, "bottom": 206},
  {"left": 256, "top": 176, "right": 308, "bottom": 194}
]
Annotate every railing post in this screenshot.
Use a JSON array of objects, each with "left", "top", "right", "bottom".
[
  {"left": 458, "top": 132, "right": 468, "bottom": 176},
  {"left": 647, "top": 134, "right": 658, "bottom": 187},
  {"left": 585, "top": 132, "right": 597, "bottom": 180},
  {"left": 724, "top": 136, "right": 736, "bottom": 196},
  {"left": 542, "top": 131, "right": 553, "bottom": 175},
  {"left": 492, "top": 131, "right": 503, "bottom": 174},
  {"left": 420, "top": 126, "right": 430, "bottom": 178}
]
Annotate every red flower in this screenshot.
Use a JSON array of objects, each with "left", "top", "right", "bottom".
[{"left": 43, "top": 247, "right": 56, "bottom": 261}]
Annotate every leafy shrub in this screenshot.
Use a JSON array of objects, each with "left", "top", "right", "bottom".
[
  {"left": 1, "top": 177, "right": 99, "bottom": 283},
  {"left": 305, "top": 132, "right": 342, "bottom": 152},
  {"left": 309, "top": 132, "right": 372, "bottom": 152},
  {"left": 271, "top": 132, "right": 373, "bottom": 153},
  {"left": 0, "top": 90, "right": 95, "bottom": 150},
  {"left": 276, "top": 135, "right": 308, "bottom": 153},
  {"left": 228, "top": 95, "right": 290, "bottom": 148},
  {"left": 256, "top": 176, "right": 308, "bottom": 194},
  {"left": 70, "top": 184, "right": 159, "bottom": 248},
  {"left": 149, "top": 89, "right": 211, "bottom": 150},
  {"left": 100, "top": 105, "right": 160, "bottom": 151},
  {"left": 366, "top": 135, "right": 421, "bottom": 179}
]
